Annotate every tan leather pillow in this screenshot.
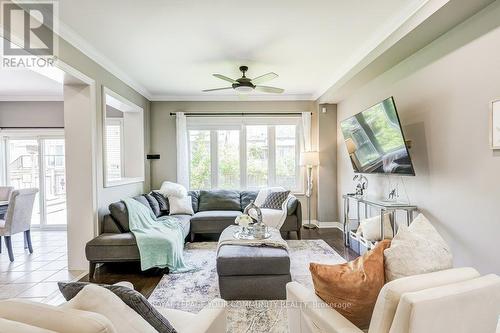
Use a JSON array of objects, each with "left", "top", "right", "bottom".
[{"left": 310, "top": 239, "right": 391, "bottom": 329}]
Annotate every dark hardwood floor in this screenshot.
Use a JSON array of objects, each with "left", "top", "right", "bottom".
[{"left": 79, "top": 227, "right": 357, "bottom": 297}]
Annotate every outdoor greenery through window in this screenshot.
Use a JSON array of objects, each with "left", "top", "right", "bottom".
[{"left": 188, "top": 118, "right": 301, "bottom": 191}]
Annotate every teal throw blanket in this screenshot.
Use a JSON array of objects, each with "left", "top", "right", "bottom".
[{"left": 123, "top": 198, "right": 192, "bottom": 273}]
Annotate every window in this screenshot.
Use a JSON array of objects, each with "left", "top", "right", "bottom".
[
  {"left": 103, "top": 87, "right": 145, "bottom": 187},
  {"left": 187, "top": 117, "right": 302, "bottom": 191},
  {"left": 189, "top": 130, "right": 211, "bottom": 189},
  {"left": 105, "top": 119, "right": 123, "bottom": 181},
  {"left": 246, "top": 126, "right": 268, "bottom": 188},
  {"left": 218, "top": 130, "right": 240, "bottom": 189}
]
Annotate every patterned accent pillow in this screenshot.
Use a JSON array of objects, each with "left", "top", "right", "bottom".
[
  {"left": 150, "top": 191, "right": 170, "bottom": 216},
  {"left": 144, "top": 193, "right": 161, "bottom": 217},
  {"left": 58, "top": 282, "right": 177, "bottom": 333},
  {"left": 260, "top": 190, "right": 290, "bottom": 210}
]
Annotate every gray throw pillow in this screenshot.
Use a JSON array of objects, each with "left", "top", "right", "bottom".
[
  {"left": 144, "top": 193, "right": 161, "bottom": 217},
  {"left": 58, "top": 282, "right": 177, "bottom": 333},
  {"left": 261, "top": 191, "right": 290, "bottom": 210},
  {"left": 133, "top": 195, "right": 152, "bottom": 210},
  {"left": 150, "top": 191, "right": 169, "bottom": 216},
  {"left": 109, "top": 201, "right": 129, "bottom": 232}
]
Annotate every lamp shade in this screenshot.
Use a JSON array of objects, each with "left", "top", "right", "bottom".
[{"left": 300, "top": 151, "right": 320, "bottom": 166}]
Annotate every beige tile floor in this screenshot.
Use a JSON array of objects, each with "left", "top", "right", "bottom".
[{"left": 0, "top": 230, "right": 85, "bottom": 304}]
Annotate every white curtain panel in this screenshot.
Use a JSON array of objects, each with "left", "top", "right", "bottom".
[
  {"left": 301, "top": 111, "right": 312, "bottom": 151},
  {"left": 176, "top": 112, "right": 189, "bottom": 188}
]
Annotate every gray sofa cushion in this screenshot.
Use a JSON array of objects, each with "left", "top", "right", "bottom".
[
  {"left": 109, "top": 201, "right": 129, "bottom": 232},
  {"left": 58, "top": 282, "right": 177, "bottom": 333},
  {"left": 188, "top": 190, "right": 200, "bottom": 213},
  {"left": 190, "top": 210, "right": 241, "bottom": 233},
  {"left": 240, "top": 190, "right": 258, "bottom": 211},
  {"left": 85, "top": 232, "right": 140, "bottom": 261},
  {"left": 198, "top": 190, "right": 241, "bottom": 211}
]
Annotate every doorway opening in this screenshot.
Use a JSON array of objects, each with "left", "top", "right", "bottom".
[{"left": 1, "top": 131, "right": 67, "bottom": 229}]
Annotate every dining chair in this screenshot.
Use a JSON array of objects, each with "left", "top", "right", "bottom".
[
  {"left": 0, "top": 188, "right": 38, "bottom": 262},
  {"left": 0, "top": 186, "right": 13, "bottom": 201},
  {"left": 0, "top": 186, "right": 13, "bottom": 220}
]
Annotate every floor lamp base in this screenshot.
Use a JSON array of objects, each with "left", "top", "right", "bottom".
[{"left": 303, "top": 223, "right": 318, "bottom": 229}]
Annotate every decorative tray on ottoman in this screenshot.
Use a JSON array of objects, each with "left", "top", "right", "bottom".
[{"left": 233, "top": 229, "right": 271, "bottom": 240}]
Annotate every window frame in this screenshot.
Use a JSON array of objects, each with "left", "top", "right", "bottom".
[
  {"left": 104, "top": 118, "right": 125, "bottom": 181},
  {"left": 187, "top": 116, "right": 303, "bottom": 193}
]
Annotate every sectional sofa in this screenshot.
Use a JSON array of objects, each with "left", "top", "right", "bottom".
[{"left": 85, "top": 189, "right": 302, "bottom": 278}]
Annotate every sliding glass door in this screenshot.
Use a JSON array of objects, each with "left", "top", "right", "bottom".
[
  {"left": 2, "top": 133, "right": 66, "bottom": 229},
  {"left": 6, "top": 139, "right": 41, "bottom": 224}
]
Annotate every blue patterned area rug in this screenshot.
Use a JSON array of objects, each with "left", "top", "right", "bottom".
[{"left": 148, "top": 240, "right": 345, "bottom": 333}]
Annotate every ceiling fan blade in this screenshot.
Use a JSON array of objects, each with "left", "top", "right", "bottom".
[
  {"left": 202, "top": 87, "right": 233, "bottom": 92},
  {"left": 251, "top": 72, "right": 278, "bottom": 85},
  {"left": 213, "top": 74, "right": 236, "bottom": 83},
  {"left": 255, "top": 85, "right": 284, "bottom": 94}
]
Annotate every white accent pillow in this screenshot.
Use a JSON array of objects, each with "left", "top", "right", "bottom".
[
  {"left": 168, "top": 195, "right": 194, "bottom": 215},
  {"left": 384, "top": 213, "right": 453, "bottom": 281},
  {"left": 158, "top": 181, "right": 187, "bottom": 198},
  {"left": 357, "top": 213, "right": 393, "bottom": 241},
  {"left": 61, "top": 284, "right": 157, "bottom": 333},
  {"left": 0, "top": 318, "right": 58, "bottom": 333},
  {"left": 0, "top": 299, "right": 115, "bottom": 333}
]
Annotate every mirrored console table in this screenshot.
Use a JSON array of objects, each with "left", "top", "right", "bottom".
[{"left": 342, "top": 194, "right": 418, "bottom": 246}]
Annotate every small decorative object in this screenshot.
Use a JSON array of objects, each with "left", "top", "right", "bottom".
[
  {"left": 387, "top": 187, "right": 400, "bottom": 202},
  {"left": 490, "top": 99, "right": 500, "bottom": 149},
  {"left": 353, "top": 174, "right": 368, "bottom": 197},
  {"left": 235, "top": 214, "right": 253, "bottom": 236},
  {"left": 236, "top": 201, "right": 270, "bottom": 240}
]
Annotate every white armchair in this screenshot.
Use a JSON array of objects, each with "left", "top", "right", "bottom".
[
  {"left": 0, "top": 282, "right": 226, "bottom": 333},
  {"left": 287, "top": 267, "right": 500, "bottom": 333}
]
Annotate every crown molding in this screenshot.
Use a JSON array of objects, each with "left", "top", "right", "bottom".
[
  {"left": 0, "top": 95, "right": 63, "bottom": 101},
  {"left": 56, "top": 21, "right": 153, "bottom": 100},
  {"left": 150, "top": 93, "right": 314, "bottom": 102},
  {"left": 312, "top": 0, "right": 433, "bottom": 100}
]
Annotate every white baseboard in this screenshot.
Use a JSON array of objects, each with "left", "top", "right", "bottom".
[
  {"left": 318, "top": 221, "right": 343, "bottom": 230},
  {"left": 303, "top": 220, "right": 343, "bottom": 230}
]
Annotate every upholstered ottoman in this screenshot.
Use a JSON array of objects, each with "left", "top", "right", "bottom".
[{"left": 216, "top": 233, "right": 291, "bottom": 300}]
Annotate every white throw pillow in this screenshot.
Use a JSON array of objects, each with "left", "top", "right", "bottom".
[
  {"left": 168, "top": 195, "right": 194, "bottom": 215},
  {"left": 357, "top": 214, "right": 393, "bottom": 241},
  {"left": 158, "top": 181, "right": 187, "bottom": 198},
  {"left": 0, "top": 299, "right": 115, "bottom": 333},
  {"left": 384, "top": 213, "right": 453, "bottom": 281},
  {"left": 61, "top": 284, "right": 157, "bottom": 333},
  {"left": 0, "top": 318, "right": 58, "bottom": 333}
]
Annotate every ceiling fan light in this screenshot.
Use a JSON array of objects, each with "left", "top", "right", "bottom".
[{"left": 235, "top": 85, "right": 253, "bottom": 93}]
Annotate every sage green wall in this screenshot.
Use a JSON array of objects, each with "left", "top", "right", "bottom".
[
  {"left": 57, "top": 37, "right": 151, "bottom": 217},
  {"left": 0, "top": 101, "right": 64, "bottom": 127},
  {"left": 335, "top": 2, "right": 500, "bottom": 274},
  {"left": 150, "top": 100, "right": 321, "bottom": 220}
]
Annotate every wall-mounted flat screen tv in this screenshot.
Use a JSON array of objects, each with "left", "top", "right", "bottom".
[{"left": 340, "top": 97, "right": 415, "bottom": 175}]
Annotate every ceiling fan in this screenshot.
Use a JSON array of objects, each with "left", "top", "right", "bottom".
[{"left": 203, "top": 66, "right": 284, "bottom": 94}]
